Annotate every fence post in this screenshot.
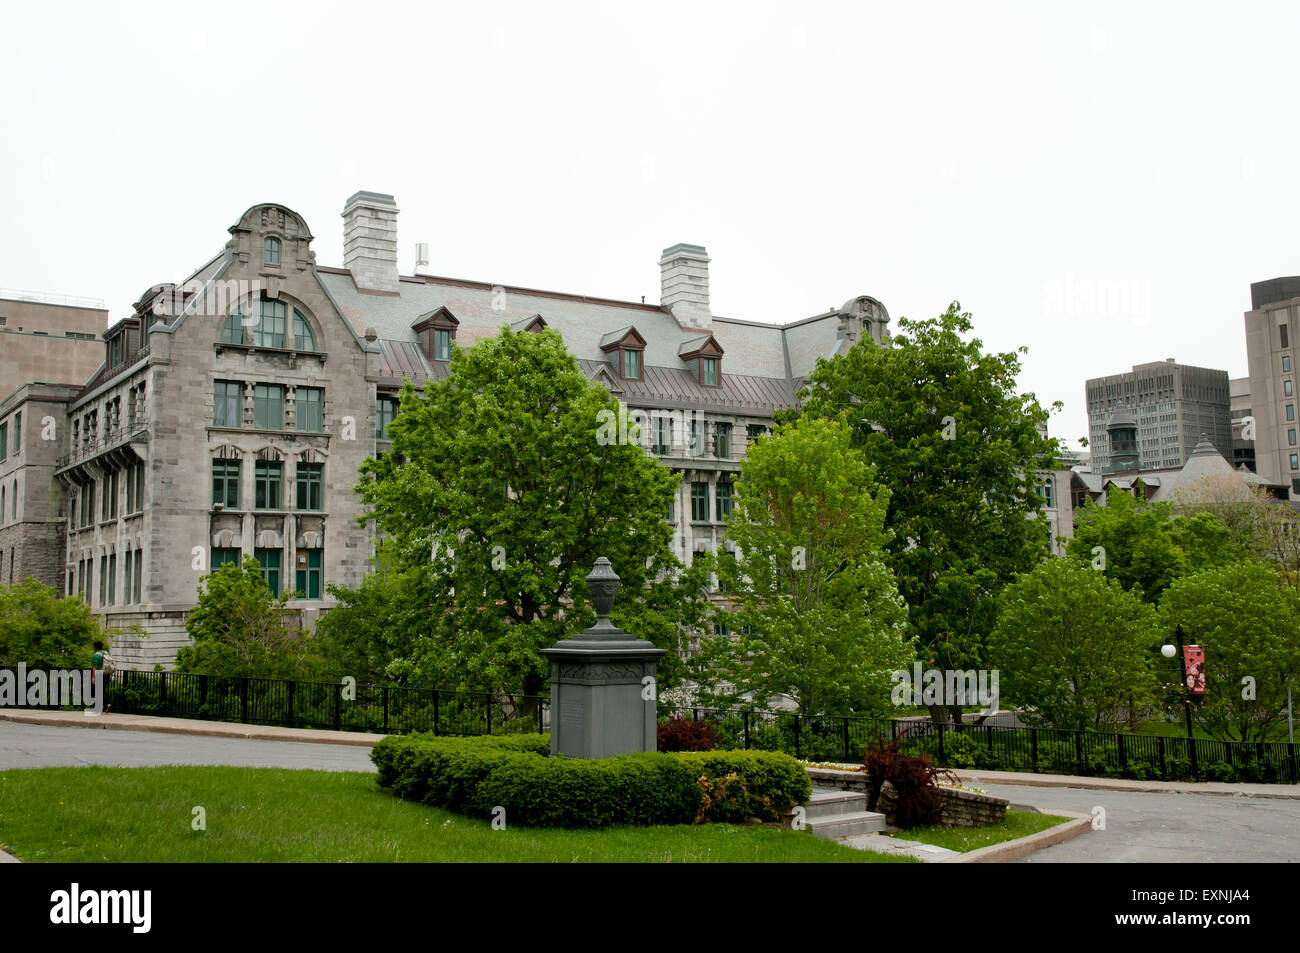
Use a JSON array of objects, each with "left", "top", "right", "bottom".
[
  {"left": 1190, "top": 735, "right": 1199, "bottom": 779},
  {"left": 1158, "top": 736, "right": 1167, "bottom": 781},
  {"left": 433, "top": 691, "right": 441, "bottom": 736},
  {"left": 486, "top": 693, "right": 493, "bottom": 734},
  {"left": 333, "top": 682, "right": 342, "bottom": 731},
  {"left": 937, "top": 723, "right": 945, "bottom": 764},
  {"left": 794, "top": 715, "right": 802, "bottom": 761},
  {"left": 536, "top": 698, "right": 543, "bottom": 736},
  {"left": 743, "top": 711, "right": 751, "bottom": 750},
  {"left": 159, "top": 671, "right": 167, "bottom": 713},
  {"left": 1075, "top": 731, "right": 1083, "bottom": 775},
  {"left": 842, "top": 717, "right": 850, "bottom": 763},
  {"left": 200, "top": 673, "right": 208, "bottom": 710},
  {"left": 1290, "top": 743, "right": 1297, "bottom": 784},
  {"left": 1031, "top": 728, "right": 1038, "bottom": 773},
  {"left": 380, "top": 687, "right": 388, "bottom": 734},
  {"left": 287, "top": 680, "right": 295, "bottom": 728},
  {"left": 240, "top": 678, "right": 249, "bottom": 724},
  {"left": 1117, "top": 733, "right": 1126, "bottom": 775}
]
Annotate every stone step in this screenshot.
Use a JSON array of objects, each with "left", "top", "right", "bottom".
[
  {"left": 805, "top": 789, "right": 868, "bottom": 819},
  {"left": 806, "top": 810, "right": 887, "bottom": 840}
]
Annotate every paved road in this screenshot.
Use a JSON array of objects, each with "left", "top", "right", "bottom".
[
  {"left": 4, "top": 722, "right": 1298, "bottom": 862},
  {"left": 0, "top": 721, "right": 376, "bottom": 773},
  {"left": 980, "top": 782, "right": 1300, "bottom": 863}
]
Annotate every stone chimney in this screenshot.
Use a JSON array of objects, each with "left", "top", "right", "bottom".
[
  {"left": 342, "top": 191, "right": 399, "bottom": 292},
  {"left": 659, "top": 243, "right": 711, "bottom": 329}
]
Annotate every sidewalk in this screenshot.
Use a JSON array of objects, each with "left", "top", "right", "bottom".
[{"left": 0, "top": 709, "right": 384, "bottom": 747}]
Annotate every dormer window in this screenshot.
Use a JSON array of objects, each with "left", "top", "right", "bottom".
[
  {"left": 264, "top": 237, "right": 281, "bottom": 266},
  {"left": 599, "top": 326, "right": 647, "bottom": 381},
  {"left": 677, "top": 334, "right": 725, "bottom": 388},
  {"left": 412, "top": 307, "right": 459, "bottom": 363}
]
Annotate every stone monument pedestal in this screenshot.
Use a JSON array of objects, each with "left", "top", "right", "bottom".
[{"left": 540, "top": 558, "right": 666, "bottom": 759}]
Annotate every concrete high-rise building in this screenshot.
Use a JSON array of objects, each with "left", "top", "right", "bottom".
[
  {"left": 1244, "top": 277, "right": 1300, "bottom": 499},
  {"left": 1230, "top": 376, "right": 1256, "bottom": 473},
  {"left": 1084, "top": 360, "right": 1231, "bottom": 474}
]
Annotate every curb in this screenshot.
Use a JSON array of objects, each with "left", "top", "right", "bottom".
[
  {"left": 0, "top": 848, "right": 19, "bottom": 864},
  {"left": 950, "top": 770, "right": 1300, "bottom": 801},
  {"left": 940, "top": 811, "right": 1092, "bottom": 863},
  {"left": 0, "top": 710, "right": 385, "bottom": 748}
]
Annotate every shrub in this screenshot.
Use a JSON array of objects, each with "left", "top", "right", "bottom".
[
  {"left": 657, "top": 716, "right": 721, "bottom": 752},
  {"left": 863, "top": 738, "right": 956, "bottom": 829},
  {"left": 371, "top": 734, "right": 810, "bottom": 828}
]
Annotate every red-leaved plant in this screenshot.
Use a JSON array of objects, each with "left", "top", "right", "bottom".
[
  {"left": 863, "top": 738, "right": 958, "bottom": 829},
  {"left": 657, "top": 716, "right": 721, "bottom": 752}
]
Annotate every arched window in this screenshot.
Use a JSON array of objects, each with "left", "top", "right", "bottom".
[
  {"left": 220, "top": 309, "right": 246, "bottom": 345},
  {"left": 264, "top": 237, "right": 281, "bottom": 266},
  {"left": 293, "top": 310, "right": 316, "bottom": 352},
  {"left": 254, "top": 298, "right": 286, "bottom": 348}
]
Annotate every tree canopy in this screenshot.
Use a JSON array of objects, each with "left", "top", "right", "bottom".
[{"left": 0, "top": 578, "right": 102, "bottom": 670}]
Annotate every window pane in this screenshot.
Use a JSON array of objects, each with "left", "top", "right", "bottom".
[
  {"left": 297, "top": 387, "right": 323, "bottom": 432},
  {"left": 296, "top": 462, "right": 323, "bottom": 510},
  {"left": 293, "top": 311, "right": 316, "bottom": 352},
  {"left": 1286, "top": 356, "right": 1293, "bottom": 373},
  {"left": 213, "top": 460, "right": 240, "bottom": 507},
  {"left": 691, "top": 482, "right": 708, "bottom": 522},
  {"left": 214, "top": 381, "right": 241, "bottom": 427},
  {"left": 434, "top": 328, "right": 451, "bottom": 361},
  {"left": 255, "top": 299, "right": 286, "bottom": 348},
  {"left": 624, "top": 349, "right": 640, "bottom": 379},
  {"left": 256, "top": 548, "right": 281, "bottom": 596},
  {"left": 212, "top": 547, "right": 241, "bottom": 570},
  {"left": 715, "top": 482, "right": 732, "bottom": 520},
  {"left": 1289, "top": 405, "right": 1295, "bottom": 422},
  {"left": 254, "top": 384, "right": 283, "bottom": 431},
  {"left": 255, "top": 461, "right": 282, "bottom": 509},
  {"left": 377, "top": 397, "right": 398, "bottom": 439},
  {"left": 295, "top": 549, "right": 322, "bottom": 599},
  {"left": 264, "top": 237, "right": 281, "bottom": 265}
]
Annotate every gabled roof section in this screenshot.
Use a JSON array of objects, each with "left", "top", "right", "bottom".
[
  {"left": 411, "top": 305, "right": 459, "bottom": 333},
  {"left": 587, "top": 363, "right": 624, "bottom": 394},
  {"left": 599, "top": 325, "right": 646, "bottom": 351},
  {"left": 677, "top": 333, "right": 724, "bottom": 360},
  {"left": 512, "top": 314, "right": 547, "bottom": 333}
]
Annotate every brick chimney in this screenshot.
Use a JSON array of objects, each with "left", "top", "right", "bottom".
[
  {"left": 659, "top": 243, "right": 711, "bottom": 330},
  {"left": 342, "top": 191, "right": 399, "bottom": 292}
]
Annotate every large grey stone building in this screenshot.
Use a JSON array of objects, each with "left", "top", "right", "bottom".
[
  {"left": 1084, "top": 360, "right": 1231, "bottom": 474},
  {"left": 7, "top": 191, "right": 896, "bottom": 668},
  {"left": 1244, "top": 276, "right": 1300, "bottom": 499}
]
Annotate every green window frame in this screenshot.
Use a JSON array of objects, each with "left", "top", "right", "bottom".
[
  {"left": 132, "top": 547, "right": 143, "bottom": 602},
  {"left": 691, "top": 482, "right": 709, "bottom": 522},
  {"left": 254, "top": 298, "right": 287, "bottom": 348},
  {"left": 295, "top": 549, "right": 322, "bottom": 599},
  {"left": 433, "top": 328, "right": 452, "bottom": 362},
  {"left": 220, "top": 310, "right": 246, "bottom": 345},
  {"left": 377, "top": 396, "right": 399, "bottom": 439},
  {"left": 296, "top": 387, "right": 323, "bottom": 433},
  {"left": 293, "top": 310, "right": 316, "bottom": 352},
  {"left": 214, "top": 380, "right": 242, "bottom": 428},
  {"left": 652, "top": 416, "right": 672, "bottom": 454},
  {"left": 256, "top": 548, "right": 281, "bottom": 596},
  {"left": 255, "top": 460, "right": 283, "bottom": 510},
  {"left": 212, "top": 459, "right": 240, "bottom": 508},
  {"left": 211, "top": 547, "right": 241, "bottom": 570},
  {"left": 701, "top": 358, "right": 719, "bottom": 387},
  {"left": 714, "top": 423, "right": 732, "bottom": 458},
  {"left": 0, "top": 421, "right": 6, "bottom": 460},
  {"left": 264, "top": 236, "right": 281, "bottom": 265},
  {"left": 1285, "top": 356, "right": 1293, "bottom": 373},
  {"left": 11, "top": 412, "right": 18, "bottom": 455},
  {"left": 1288, "top": 405, "right": 1296, "bottom": 422},
  {"left": 254, "top": 384, "right": 284, "bottom": 431},
  {"left": 623, "top": 348, "right": 641, "bottom": 380},
  {"left": 296, "top": 462, "right": 323, "bottom": 511},
  {"left": 715, "top": 481, "right": 732, "bottom": 521}
]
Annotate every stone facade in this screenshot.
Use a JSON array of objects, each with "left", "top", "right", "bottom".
[
  {"left": 0, "top": 294, "right": 106, "bottom": 397},
  {"left": 1244, "top": 279, "right": 1300, "bottom": 499}
]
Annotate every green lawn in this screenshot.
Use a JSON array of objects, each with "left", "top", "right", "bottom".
[
  {"left": 0, "top": 766, "right": 917, "bottom": 863},
  {"left": 887, "top": 809, "right": 1068, "bottom": 853}
]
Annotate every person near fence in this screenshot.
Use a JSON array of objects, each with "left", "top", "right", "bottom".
[{"left": 91, "top": 641, "right": 114, "bottom": 714}]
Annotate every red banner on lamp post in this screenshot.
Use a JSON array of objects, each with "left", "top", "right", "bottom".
[{"left": 1184, "top": 645, "right": 1206, "bottom": 696}]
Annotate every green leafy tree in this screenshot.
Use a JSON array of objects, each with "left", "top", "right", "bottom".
[
  {"left": 356, "top": 326, "right": 708, "bottom": 699},
  {"left": 1158, "top": 561, "right": 1300, "bottom": 743},
  {"left": 796, "top": 302, "right": 1059, "bottom": 724},
  {"left": 0, "top": 579, "right": 102, "bottom": 669},
  {"left": 704, "top": 418, "right": 913, "bottom": 715},
  {"left": 177, "top": 557, "right": 316, "bottom": 678},
  {"left": 988, "top": 559, "right": 1160, "bottom": 730}
]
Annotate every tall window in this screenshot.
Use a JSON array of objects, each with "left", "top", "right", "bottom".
[
  {"left": 1291, "top": 454, "right": 1298, "bottom": 471},
  {"left": 296, "top": 387, "right": 323, "bottom": 433},
  {"left": 701, "top": 358, "right": 719, "bottom": 387},
  {"left": 295, "top": 549, "right": 322, "bottom": 599},
  {"left": 133, "top": 548, "right": 143, "bottom": 603},
  {"left": 82, "top": 483, "right": 95, "bottom": 528},
  {"left": 106, "top": 470, "right": 118, "bottom": 519},
  {"left": 433, "top": 328, "right": 452, "bottom": 362},
  {"left": 746, "top": 424, "right": 766, "bottom": 444},
  {"left": 0, "top": 421, "right": 6, "bottom": 460},
  {"left": 254, "top": 298, "right": 286, "bottom": 348},
  {"left": 377, "top": 396, "right": 399, "bottom": 439},
  {"left": 133, "top": 460, "right": 145, "bottom": 512},
  {"left": 1290, "top": 430, "right": 1297, "bottom": 447},
  {"left": 622, "top": 348, "right": 641, "bottom": 380},
  {"left": 691, "top": 482, "right": 709, "bottom": 522},
  {"left": 213, "top": 459, "right": 240, "bottom": 508},
  {"left": 714, "top": 423, "right": 732, "bottom": 458},
  {"left": 1288, "top": 380, "right": 1295, "bottom": 398},
  {"left": 214, "top": 380, "right": 241, "bottom": 427},
  {"left": 108, "top": 553, "right": 116, "bottom": 605},
  {"left": 293, "top": 310, "right": 316, "bottom": 352},
  {"left": 255, "top": 461, "right": 283, "bottom": 510},
  {"left": 652, "top": 416, "right": 672, "bottom": 455},
  {"left": 264, "top": 236, "right": 281, "bottom": 265},
  {"left": 256, "top": 548, "right": 281, "bottom": 596},
  {"left": 1289, "top": 405, "right": 1296, "bottom": 422},
  {"left": 123, "top": 550, "right": 132, "bottom": 602},
  {"left": 99, "top": 555, "right": 107, "bottom": 606},
  {"left": 296, "top": 462, "right": 323, "bottom": 511},
  {"left": 220, "top": 311, "right": 246, "bottom": 345},
  {"left": 254, "top": 384, "right": 284, "bottom": 431},
  {"left": 715, "top": 481, "right": 733, "bottom": 520},
  {"left": 1286, "top": 356, "right": 1293, "bottom": 373},
  {"left": 1282, "top": 324, "right": 1290, "bottom": 349},
  {"left": 212, "top": 548, "right": 241, "bottom": 570},
  {"left": 13, "top": 412, "right": 20, "bottom": 453}
]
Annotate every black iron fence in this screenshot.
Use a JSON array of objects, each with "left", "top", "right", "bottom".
[
  {"left": 6, "top": 667, "right": 1296, "bottom": 784},
  {"left": 18, "top": 669, "right": 548, "bottom": 737},
  {"left": 658, "top": 705, "right": 1300, "bottom": 785}
]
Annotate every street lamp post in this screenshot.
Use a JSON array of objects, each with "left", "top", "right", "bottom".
[{"left": 1162, "top": 624, "right": 1198, "bottom": 777}]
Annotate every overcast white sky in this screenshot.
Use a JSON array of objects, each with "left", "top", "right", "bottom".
[{"left": 3, "top": 1, "right": 1298, "bottom": 449}]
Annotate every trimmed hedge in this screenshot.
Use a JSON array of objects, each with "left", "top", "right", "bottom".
[{"left": 370, "top": 733, "right": 812, "bottom": 828}]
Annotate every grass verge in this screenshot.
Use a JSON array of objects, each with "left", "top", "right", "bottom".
[
  {"left": 0, "top": 766, "right": 918, "bottom": 863},
  {"left": 886, "top": 809, "right": 1068, "bottom": 853}
]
